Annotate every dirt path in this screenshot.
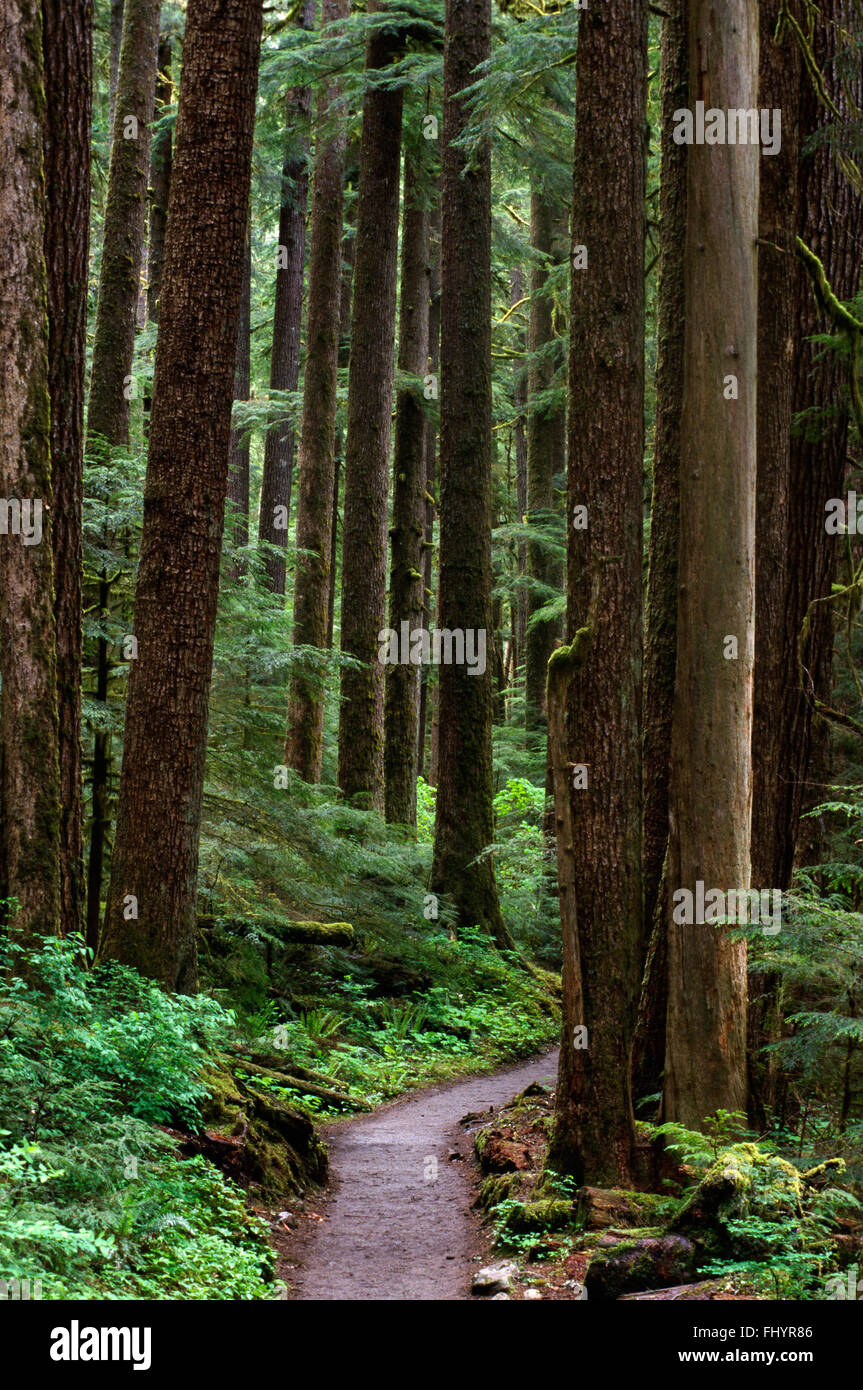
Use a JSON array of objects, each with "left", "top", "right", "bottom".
[{"left": 292, "top": 1049, "right": 558, "bottom": 1301}]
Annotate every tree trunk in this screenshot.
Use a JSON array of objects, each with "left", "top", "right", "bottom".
[
  {"left": 524, "top": 191, "right": 566, "bottom": 730},
  {"left": 429, "top": 0, "right": 512, "bottom": 948},
  {"left": 384, "top": 152, "right": 431, "bottom": 825},
  {"left": 43, "top": 0, "right": 92, "bottom": 938},
  {"left": 546, "top": 0, "right": 646, "bottom": 1184},
  {"left": 776, "top": 0, "right": 863, "bottom": 888},
  {"left": 226, "top": 231, "right": 252, "bottom": 579},
  {"left": 258, "top": 0, "right": 315, "bottom": 596},
  {"left": 0, "top": 0, "right": 62, "bottom": 938},
  {"left": 99, "top": 0, "right": 263, "bottom": 990},
  {"left": 511, "top": 265, "right": 528, "bottom": 681},
  {"left": 632, "top": 0, "right": 686, "bottom": 1107},
  {"left": 417, "top": 198, "right": 441, "bottom": 780},
  {"left": 327, "top": 203, "right": 358, "bottom": 651},
  {"left": 285, "top": 0, "right": 350, "bottom": 783},
  {"left": 109, "top": 0, "right": 124, "bottom": 130},
  {"left": 87, "top": 0, "right": 161, "bottom": 451},
  {"left": 146, "top": 33, "right": 172, "bottom": 323},
  {"left": 337, "top": 8, "right": 403, "bottom": 808},
  {"left": 746, "top": 0, "right": 802, "bottom": 1125},
  {"left": 663, "top": 0, "right": 757, "bottom": 1129}
]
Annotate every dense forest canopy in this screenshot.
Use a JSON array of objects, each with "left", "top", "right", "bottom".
[{"left": 3, "top": 0, "right": 863, "bottom": 1312}]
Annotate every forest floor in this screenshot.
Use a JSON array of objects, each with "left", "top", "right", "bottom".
[{"left": 272, "top": 1048, "right": 559, "bottom": 1300}]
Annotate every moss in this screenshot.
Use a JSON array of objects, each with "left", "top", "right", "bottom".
[{"left": 499, "top": 1198, "right": 574, "bottom": 1236}]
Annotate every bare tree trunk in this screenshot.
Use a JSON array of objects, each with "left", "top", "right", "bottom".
[
  {"left": 417, "top": 199, "right": 441, "bottom": 780},
  {"left": 663, "top": 0, "right": 757, "bottom": 1129},
  {"left": 633, "top": 0, "right": 686, "bottom": 1107},
  {"left": 337, "top": 8, "right": 403, "bottom": 807},
  {"left": 285, "top": 0, "right": 350, "bottom": 782},
  {"left": 99, "top": 0, "right": 263, "bottom": 989},
  {"left": 384, "top": 151, "right": 430, "bottom": 825},
  {"left": 430, "top": 0, "right": 512, "bottom": 948},
  {"left": 226, "top": 232, "right": 252, "bottom": 579},
  {"left": 87, "top": 0, "right": 161, "bottom": 451},
  {"left": 258, "top": 0, "right": 315, "bottom": 596},
  {"left": 43, "top": 0, "right": 92, "bottom": 938},
  {"left": 146, "top": 33, "right": 172, "bottom": 323},
  {"left": 547, "top": 0, "right": 646, "bottom": 1184},
  {"left": 524, "top": 191, "right": 566, "bottom": 730},
  {"left": 0, "top": 0, "right": 62, "bottom": 937},
  {"left": 109, "top": 0, "right": 124, "bottom": 131}
]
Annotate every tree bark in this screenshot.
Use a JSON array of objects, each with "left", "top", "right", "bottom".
[
  {"left": 0, "top": 0, "right": 62, "bottom": 938},
  {"left": 109, "top": 0, "right": 124, "bottom": 131},
  {"left": 546, "top": 0, "right": 646, "bottom": 1184},
  {"left": 632, "top": 0, "right": 686, "bottom": 1107},
  {"left": 285, "top": 0, "right": 350, "bottom": 783},
  {"left": 87, "top": 0, "right": 161, "bottom": 451},
  {"left": 524, "top": 191, "right": 566, "bottom": 730},
  {"left": 663, "top": 0, "right": 758, "bottom": 1129},
  {"left": 258, "top": 0, "right": 315, "bottom": 596},
  {"left": 384, "top": 151, "right": 431, "bottom": 825},
  {"left": 146, "top": 33, "right": 172, "bottom": 323},
  {"left": 99, "top": 0, "right": 263, "bottom": 990},
  {"left": 337, "top": 8, "right": 404, "bottom": 807},
  {"left": 429, "top": 0, "right": 512, "bottom": 948},
  {"left": 776, "top": 0, "right": 863, "bottom": 889},
  {"left": 43, "top": 0, "right": 92, "bottom": 938},
  {"left": 418, "top": 200, "right": 442, "bottom": 779},
  {"left": 226, "top": 231, "right": 252, "bottom": 578}
]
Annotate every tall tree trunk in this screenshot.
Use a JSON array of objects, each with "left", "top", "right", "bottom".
[
  {"left": 511, "top": 265, "right": 528, "bottom": 681},
  {"left": 384, "top": 152, "right": 431, "bottom": 825},
  {"left": 258, "top": 0, "right": 315, "bottom": 596},
  {"left": 327, "top": 204, "right": 359, "bottom": 650},
  {"left": 546, "top": 0, "right": 646, "bottom": 1184},
  {"left": 747, "top": 0, "right": 802, "bottom": 1125},
  {"left": 0, "top": 0, "right": 62, "bottom": 937},
  {"left": 632, "top": 0, "right": 686, "bottom": 1107},
  {"left": 429, "top": 0, "right": 512, "bottom": 948},
  {"left": 337, "top": 9, "right": 403, "bottom": 808},
  {"left": 524, "top": 191, "right": 566, "bottom": 730},
  {"left": 87, "top": 0, "right": 161, "bottom": 450},
  {"left": 418, "top": 201, "right": 442, "bottom": 779},
  {"left": 109, "top": 0, "right": 124, "bottom": 130},
  {"left": 146, "top": 33, "right": 172, "bottom": 323},
  {"left": 99, "top": 0, "right": 263, "bottom": 990},
  {"left": 285, "top": 0, "right": 350, "bottom": 783},
  {"left": 43, "top": 0, "right": 92, "bottom": 938},
  {"left": 226, "top": 231, "right": 252, "bottom": 579},
  {"left": 776, "top": 0, "right": 863, "bottom": 888},
  {"left": 663, "top": 0, "right": 757, "bottom": 1129}
]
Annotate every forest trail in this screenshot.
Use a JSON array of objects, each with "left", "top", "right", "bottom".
[{"left": 293, "top": 1048, "right": 559, "bottom": 1301}]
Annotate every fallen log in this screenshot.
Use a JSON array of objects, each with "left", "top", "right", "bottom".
[
  {"left": 227, "top": 1055, "right": 371, "bottom": 1111},
  {"left": 197, "top": 915, "right": 354, "bottom": 947}
]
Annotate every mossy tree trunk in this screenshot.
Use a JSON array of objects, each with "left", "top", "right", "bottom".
[
  {"left": 429, "top": 0, "right": 512, "bottom": 949},
  {"left": 43, "top": 0, "right": 92, "bottom": 938},
  {"left": 337, "top": 7, "right": 404, "bottom": 808},
  {"left": 384, "top": 150, "right": 431, "bottom": 826},
  {"left": 663, "top": 0, "right": 757, "bottom": 1130},
  {"left": 547, "top": 0, "right": 646, "bottom": 1185},
  {"left": 285, "top": 0, "right": 350, "bottom": 783},
  {"left": 99, "top": 0, "right": 263, "bottom": 990},
  {"left": 632, "top": 0, "right": 686, "bottom": 1108},
  {"left": 0, "top": 0, "right": 62, "bottom": 938},
  {"left": 258, "top": 0, "right": 315, "bottom": 597}
]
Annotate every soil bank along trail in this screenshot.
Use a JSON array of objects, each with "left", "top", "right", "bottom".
[{"left": 294, "top": 1049, "right": 558, "bottom": 1301}]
